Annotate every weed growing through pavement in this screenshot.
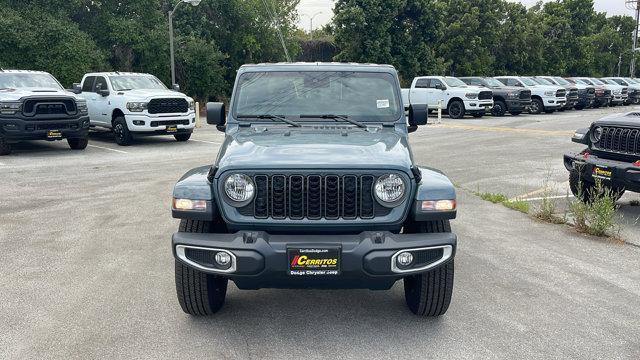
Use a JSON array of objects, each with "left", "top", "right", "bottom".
[
  {"left": 569, "top": 178, "right": 620, "bottom": 238},
  {"left": 475, "top": 191, "right": 530, "bottom": 214},
  {"left": 533, "top": 169, "right": 565, "bottom": 224}
]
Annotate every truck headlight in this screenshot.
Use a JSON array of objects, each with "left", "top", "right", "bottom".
[
  {"left": 76, "top": 100, "right": 88, "bottom": 115},
  {"left": 465, "top": 93, "right": 478, "bottom": 99},
  {"left": 544, "top": 91, "right": 555, "bottom": 96},
  {"left": 188, "top": 100, "right": 195, "bottom": 110},
  {"left": 614, "top": 89, "right": 622, "bottom": 95},
  {"left": 224, "top": 174, "right": 255, "bottom": 204},
  {"left": 507, "top": 92, "right": 519, "bottom": 99},
  {"left": 126, "top": 102, "right": 148, "bottom": 112},
  {"left": 374, "top": 174, "right": 406, "bottom": 206},
  {"left": 0, "top": 101, "right": 22, "bottom": 115}
]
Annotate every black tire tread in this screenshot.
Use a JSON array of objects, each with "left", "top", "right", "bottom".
[
  {"left": 67, "top": 137, "right": 89, "bottom": 150},
  {"left": 0, "top": 136, "right": 11, "bottom": 156}
]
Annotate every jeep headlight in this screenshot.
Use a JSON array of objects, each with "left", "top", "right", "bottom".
[
  {"left": 544, "top": 91, "right": 555, "bottom": 96},
  {"left": 374, "top": 174, "right": 406, "bottom": 206},
  {"left": 76, "top": 100, "right": 88, "bottom": 115},
  {"left": 591, "top": 126, "right": 603, "bottom": 143},
  {"left": 126, "top": 102, "right": 148, "bottom": 112},
  {"left": 188, "top": 99, "right": 195, "bottom": 110},
  {"left": 465, "top": 93, "right": 478, "bottom": 99},
  {"left": 224, "top": 174, "right": 255, "bottom": 205},
  {"left": 0, "top": 101, "right": 22, "bottom": 115}
]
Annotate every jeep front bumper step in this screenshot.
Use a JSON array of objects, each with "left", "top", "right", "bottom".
[
  {"left": 564, "top": 152, "right": 640, "bottom": 192},
  {"left": 172, "top": 231, "right": 456, "bottom": 290}
]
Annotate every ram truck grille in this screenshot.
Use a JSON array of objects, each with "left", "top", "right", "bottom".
[
  {"left": 519, "top": 90, "right": 532, "bottom": 100},
  {"left": 556, "top": 89, "right": 567, "bottom": 98},
  {"left": 478, "top": 91, "right": 493, "bottom": 100},
  {"left": 238, "top": 174, "right": 393, "bottom": 220},
  {"left": 568, "top": 89, "right": 579, "bottom": 99},
  {"left": 593, "top": 126, "right": 640, "bottom": 156},
  {"left": 604, "top": 90, "right": 612, "bottom": 96},
  {"left": 22, "top": 98, "right": 77, "bottom": 117},
  {"left": 148, "top": 98, "right": 188, "bottom": 114}
]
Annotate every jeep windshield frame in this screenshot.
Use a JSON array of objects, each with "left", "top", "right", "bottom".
[{"left": 231, "top": 71, "right": 403, "bottom": 123}]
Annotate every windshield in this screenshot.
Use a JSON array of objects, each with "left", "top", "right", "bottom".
[
  {"left": 534, "top": 78, "right": 553, "bottom": 85},
  {"left": 625, "top": 78, "right": 638, "bottom": 84},
  {"left": 0, "top": 73, "right": 63, "bottom": 90},
  {"left": 577, "top": 79, "right": 592, "bottom": 85},
  {"left": 109, "top": 75, "right": 167, "bottom": 91},
  {"left": 553, "top": 77, "right": 570, "bottom": 85},
  {"left": 484, "top": 78, "right": 504, "bottom": 87},
  {"left": 590, "top": 78, "right": 605, "bottom": 85},
  {"left": 233, "top": 71, "right": 401, "bottom": 122},
  {"left": 443, "top": 77, "right": 467, "bottom": 87},
  {"left": 520, "top": 77, "right": 538, "bottom": 86}
]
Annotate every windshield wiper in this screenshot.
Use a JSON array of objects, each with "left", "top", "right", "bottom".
[
  {"left": 237, "top": 114, "right": 301, "bottom": 127},
  {"left": 300, "top": 114, "right": 367, "bottom": 129}
]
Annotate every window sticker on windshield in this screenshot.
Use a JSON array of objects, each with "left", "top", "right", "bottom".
[{"left": 377, "top": 99, "right": 390, "bottom": 109}]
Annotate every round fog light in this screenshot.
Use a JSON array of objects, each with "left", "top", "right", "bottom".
[
  {"left": 397, "top": 252, "right": 413, "bottom": 267},
  {"left": 215, "top": 252, "right": 232, "bottom": 267}
]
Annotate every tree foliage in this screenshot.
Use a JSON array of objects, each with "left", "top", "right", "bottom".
[{"left": 332, "top": 0, "right": 637, "bottom": 85}]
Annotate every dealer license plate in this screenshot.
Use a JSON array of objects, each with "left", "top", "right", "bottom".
[
  {"left": 166, "top": 125, "right": 178, "bottom": 133},
  {"left": 47, "top": 130, "right": 62, "bottom": 139},
  {"left": 593, "top": 166, "right": 612, "bottom": 180},
  {"left": 288, "top": 247, "right": 341, "bottom": 276}
]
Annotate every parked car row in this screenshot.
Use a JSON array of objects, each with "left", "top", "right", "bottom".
[
  {"left": 0, "top": 69, "right": 195, "bottom": 155},
  {"left": 401, "top": 75, "right": 640, "bottom": 119}
]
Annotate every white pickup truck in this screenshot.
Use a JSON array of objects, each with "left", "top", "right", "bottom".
[
  {"left": 495, "top": 76, "right": 566, "bottom": 114},
  {"left": 75, "top": 72, "right": 196, "bottom": 145},
  {"left": 402, "top": 76, "right": 494, "bottom": 119}
]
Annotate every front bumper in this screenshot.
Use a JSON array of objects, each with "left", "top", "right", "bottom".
[
  {"left": 564, "top": 152, "right": 640, "bottom": 192},
  {"left": 505, "top": 99, "right": 531, "bottom": 111},
  {"left": 564, "top": 96, "right": 579, "bottom": 109},
  {"left": 172, "top": 230, "right": 457, "bottom": 290},
  {"left": 125, "top": 112, "right": 196, "bottom": 133},
  {"left": 0, "top": 115, "right": 90, "bottom": 142},
  {"left": 464, "top": 99, "right": 493, "bottom": 113},
  {"left": 543, "top": 97, "right": 566, "bottom": 109}
]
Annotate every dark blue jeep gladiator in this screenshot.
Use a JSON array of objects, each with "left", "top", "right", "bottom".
[{"left": 171, "top": 63, "right": 458, "bottom": 317}]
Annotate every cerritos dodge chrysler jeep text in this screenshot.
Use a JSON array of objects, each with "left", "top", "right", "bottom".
[
  {"left": 0, "top": 70, "right": 89, "bottom": 155},
  {"left": 171, "top": 63, "right": 458, "bottom": 317},
  {"left": 76, "top": 72, "right": 196, "bottom": 146}
]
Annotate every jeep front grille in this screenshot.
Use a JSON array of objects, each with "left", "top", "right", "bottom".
[
  {"left": 22, "top": 98, "right": 77, "bottom": 117},
  {"left": 148, "top": 98, "right": 188, "bottom": 114},
  {"left": 478, "top": 91, "right": 492, "bottom": 100},
  {"left": 238, "top": 174, "right": 393, "bottom": 220},
  {"left": 593, "top": 126, "right": 640, "bottom": 156}
]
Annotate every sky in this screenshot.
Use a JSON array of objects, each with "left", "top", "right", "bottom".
[{"left": 296, "top": 0, "right": 638, "bottom": 31}]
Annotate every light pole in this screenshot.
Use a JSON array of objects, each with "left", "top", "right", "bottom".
[
  {"left": 169, "top": 0, "right": 201, "bottom": 87},
  {"left": 303, "top": 12, "right": 323, "bottom": 40},
  {"left": 626, "top": 0, "right": 640, "bottom": 76}
]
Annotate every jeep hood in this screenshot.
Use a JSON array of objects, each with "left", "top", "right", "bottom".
[
  {"left": 593, "top": 113, "right": 640, "bottom": 127},
  {"left": 215, "top": 128, "right": 413, "bottom": 173},
  {"left": 116, "top": 89, "right": 192, "bottom": 101},
  {"left": 0, "top": 88, "right": 78, "bottom": 101}
]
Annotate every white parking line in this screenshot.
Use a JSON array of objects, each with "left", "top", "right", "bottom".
[
  {"left": 87, "top": 144, "right": 129, "bottom": 154},
  {"left": 522, "top": 194, "right": 574, "bottom": 202},
  {"left": 190, "top": 139, "right": 222, "bottom": 145}
]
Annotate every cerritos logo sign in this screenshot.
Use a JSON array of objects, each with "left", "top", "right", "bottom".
[{"left": 288, "top": 248, "right": 340, "bottom": 276}]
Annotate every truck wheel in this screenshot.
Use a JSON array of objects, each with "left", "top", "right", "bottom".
[
  {"left": 471, "top": 112, "right": 484, "bottom": 118},
  {"left": 569, "top": 171, "right": 624, "bottom": 203},
  {"left": 447, "top": 101, "right": 465, "bottom": 119},
  {"left": 529, "top": 98, "right": 543, "bottom": 114},
  {"left": 175, "top": 220, "right": 228, "bottom": 316},
  {"left": 492, "top": 100, "right": 507, "bottom": 116},
  {"left": 174, "top": 133, "right": 191, "bottom": 142},
  {"left": 403, "top": 220, "right": 454, "bottom": 317},
  {"left": 509, "top": 111, "right": 522, "bottom": 116},
  {"left": 113, "top": 117, "right": 133, "bottom": 146},
  {"left": 67, "top": 138, "right": 88, "bottom": 150},
  {"left": 544, "top": 109, "right": 555, "bottom": 114},
  {"left": 0, "top": 135, "right": 11, "bottom": 156}
]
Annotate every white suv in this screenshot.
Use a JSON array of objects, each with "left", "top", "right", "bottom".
[
  {"left": 75, "top": 72, "right": 196, "bottom": 145},
  {"left": 495, "top": 76, "right": 566, "bottom": 114}
]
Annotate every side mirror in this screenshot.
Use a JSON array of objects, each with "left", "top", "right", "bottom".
[
  {"left": 172, "top": 84, "right": 181, "bottom": 92},
  {"left": 435, "top": 84, "right": 446, "bottom": 90},
  {"left": 408, "top": 104, "right": 428, "bottom": 130},
  {"left": 207, "top": 102, "right": 226, "bottom": 131},
  {"left": 72, "top": 83, "right": 82, "bottom": 94},
  {"left": 99, "top": 89, "right": 110, "bottom": 97}
]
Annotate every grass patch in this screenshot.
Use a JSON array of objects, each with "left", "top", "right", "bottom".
[
  {"left": 475, "top": 191, "right": 530, "bottom": 214},
  {"left": 478, "top": 192, "right": 508, "bottom": 204},
  {"left": 503, "top": 199, "right": 530, "bottom": 214},
  {"left": 570, "top": 180, "right": 619, "bottom": 237}
]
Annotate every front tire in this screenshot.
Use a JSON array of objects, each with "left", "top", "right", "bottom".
[
  {"left": 447, "top": 100, "right": 465, "bottom": 119},
  {"left": 492, "top": 100, "right": 507, "bottom": 116},
  {"left": 569, "top": 170, "right": 625, "bottom": 203},
  {"left": 529, "top": 98, "right": 543, "bottom": 114},
  {"left": 472, "top": 112, "right": 484, "bottom": 118},
  {"left": 174, "top": 133, "right": 191, "bottom": 142},
  {"left": 113, "top": 117, "right": 133, "bottom": 146},
  {"left": 0, "top": 135, "right": 11, "bottom": 156},
  {"left": 509, "top": 111, "right": 522, "bottom": 116},
  {"left": 403, "top": 220, "right": 455, "bottom": 317},
  {"left": 175, "top": 220, "right": 228, "bottom": 316},
  {"left": 67, "top": 137, "right": 88, "bottom": 150}
]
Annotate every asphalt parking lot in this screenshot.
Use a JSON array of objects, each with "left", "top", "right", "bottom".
[{"left": 1, "top": 108, "right": 639, "bottom": 359}]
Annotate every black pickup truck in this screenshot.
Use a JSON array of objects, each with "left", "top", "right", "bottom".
[
  {"left": 0, "top": 70, "right": 89, "bottom": 155},
  {"left": 460, "top": 77, "right": 532, "bottom": 116}
]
